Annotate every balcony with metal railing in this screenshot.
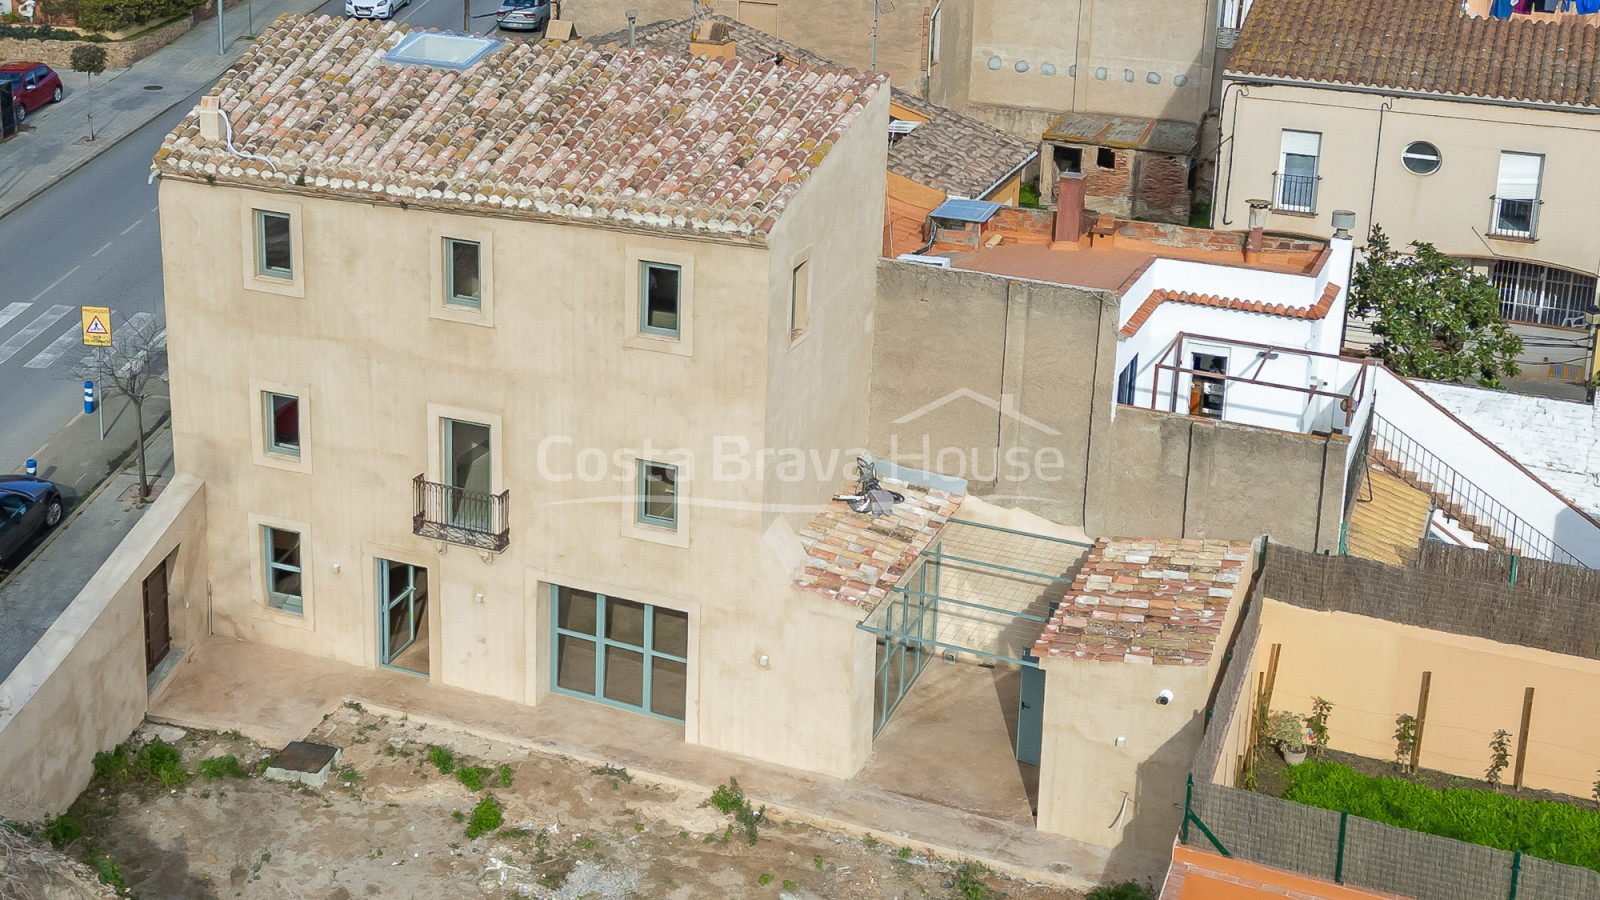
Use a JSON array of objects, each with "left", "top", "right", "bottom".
[
  {"left": 412, "top": 474, "right": 509, "bottom": 552},
  {"left": 1488, "top": 195, "right": 1540, "bottom": 240},
  {"left": 1271, "top": 172, "right": 1317, "bottom": 214}
]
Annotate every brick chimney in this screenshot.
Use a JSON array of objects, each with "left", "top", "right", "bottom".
[
  {"left": 1054, "top": 172, "right": 1087, "bottom": 244},
  {"left": 1244, "top": 199, "right": 1270, "bottom": 263}
]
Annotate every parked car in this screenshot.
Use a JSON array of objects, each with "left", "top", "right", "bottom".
[
  {"left": 495, "top": 0, "right": 550, "bottom": 31},
  {"left": 0, "top": 475, "right": 64, "bottom": 562},
  {"left": 0, "top": 62, "right": 62, "bottom": 126},
  {"left": 344, "top": 0, "right": 410, "bottom": 19}
]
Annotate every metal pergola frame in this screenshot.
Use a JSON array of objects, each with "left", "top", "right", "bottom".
[{"left": 1149, "top": 331, "right": 1371, "bottom": 429}]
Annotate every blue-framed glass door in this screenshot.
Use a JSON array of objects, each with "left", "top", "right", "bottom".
[
  {"left": 551, "top": 585, "right": 688, "bottom": 722},
  {"left": 872, "top": 564, "right": 935, "bottom": 737},
  {"left": 378, "top": 559, "right": 428, "bottom": 674}
]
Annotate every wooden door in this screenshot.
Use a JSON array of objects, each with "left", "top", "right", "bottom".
[{"left": 142, "top": 559, "right": 170, "bottom": 673}]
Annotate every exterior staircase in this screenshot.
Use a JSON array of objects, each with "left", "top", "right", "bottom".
[
  {"left": 1368, "top": 448, "right": 1510, "bottom": 554},
  {"left": 1345, "top": 463, "right": 1435, "bottom": 566}
]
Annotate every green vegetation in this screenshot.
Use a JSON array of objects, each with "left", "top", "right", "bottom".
[
  {"left": 427, "top": 745, "right": 455, "bottom": 775},
  {"left": 464, "top": 796, "right": 503, "bottom": 839},
  {"left": 0, "top": 22, "right": 109, "bottom": 40},
  {"left": 336, "top": 765, "right": 363, "bottom": 785},
  {"left": 590, "top": 764, "right": 632, "bottom": 786},
  {"left": 1019, "top": 182, "right": 1041, "bottom": 209},
  {"left": 196, "top": 755, "right": 248, "bottom": 780},
  {"left": 708, "top": 778, "right": 765, "bottom": 846},
  {"left": 1486, "top": 730, "right": 1513, "bottom": 787},
  {"left": 782, "top": 880, "right": 798, "bottom": 891},
  {"left": 77, "top": 0, "right": 201, "bottom": 32},
  {"left": 97, "top": 854, "right": 130, "bottom": 894},
  {"left": 497, "top": 764, "right": 514, "bottom": 788},
  {"left": 1087, "top": 881, "right": 1155, "bottom": 900},
  {"left": 1307, "top": 697, "right": 1333, "bottom": 758},
  {"left": 455, "top": 765, "right": 490, "bottom": 791},
  {"left": 950, "top": 861, "right": 994, "bottom": 900},
  {"left": 1286, "top": 761, "right": 1600, "bottom": 871},
  {"left": 758, "top": 873, "right": 773, "bottom": 885},
  {"left": 1393, "top": 714, "right": 1418, "bottom": 772},
  {"left": 1187, "top": 201, "right": 1212, "bottom": 229},
  {"left": 93, "top": 737, "right": 188, "bottom": 788},
  {"left": 41, "top": 815, "right": 85, "bottom": 849}
]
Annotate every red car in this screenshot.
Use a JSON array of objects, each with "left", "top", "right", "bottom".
[{"left": 0, "top": 61, "right": 62, "bottom": 126}]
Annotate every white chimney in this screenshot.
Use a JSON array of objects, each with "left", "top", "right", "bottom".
[{"left": 198, "top": 95, "right": 222, "bottom": 143}]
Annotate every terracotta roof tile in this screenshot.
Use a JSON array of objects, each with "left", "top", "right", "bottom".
[
  {"left": 1033, "top": 538, "right": 1252, "bottom": 666},
  {"left": 1119, "top": 281, "right": 1340, "bottom": 337},
  {"left": 1228, "top": 0, "right": 1600, "bottom": 107},
  {"left": 794, "top": 477, "right": 963, "bottom": 611},
  {"left": 152, "top": 15, "right": 885, "bottom": 241}
]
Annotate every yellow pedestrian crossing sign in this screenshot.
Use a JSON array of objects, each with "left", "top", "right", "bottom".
[{"left": 82, "top": 306, "right": 112, "bottom": 347}]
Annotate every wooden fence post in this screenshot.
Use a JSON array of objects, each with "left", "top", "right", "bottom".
[
  {"left": 1513, "top": 687, "right": 1535, "bottom": 790},
  {"left": 1410, "top": 671, "right": 1432, "bottom": 774}
]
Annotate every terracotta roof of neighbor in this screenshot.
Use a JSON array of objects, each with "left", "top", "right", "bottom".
[
  {"left": 1042, "top": 112, "right": 1198, "bottom": 155},
  {"left": 1228, "top": 0, "right": 1600, "bottom": 108},
  {"left": 152, "top": 15, "right": 885, "bottom": 241},
  {"left": 1119, "top": 281, "right": 1342, "bottom": 336},
  {"left": 596, "top": 15, "right": 1037, "bottom": 200},
  {"left": 794, "top": 477, "right": 963, "bottom": 611},
  {"left": 1033, "top": 538, "right": 1252, "bottom": 666}
]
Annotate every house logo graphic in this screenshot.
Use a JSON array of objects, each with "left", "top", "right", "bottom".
[{"left": 890, "top": 388, "right": 1060, "bottom": 436}]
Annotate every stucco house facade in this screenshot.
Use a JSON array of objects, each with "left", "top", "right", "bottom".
[
  {"left": 1216, "top": 0, "right": 1600, "bottom": 376},
  {"left": 153, "top": 15, "right": 899, "bottom": 778}
]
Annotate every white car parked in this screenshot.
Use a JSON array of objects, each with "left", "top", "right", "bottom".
[{"left": 345, "top": 0, "right": 410, "bottom": 19}]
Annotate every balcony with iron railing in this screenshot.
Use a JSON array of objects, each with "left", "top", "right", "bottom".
[
  {"left": 1271, "top": 172, "right": 1317, "bottom": 214},
  {"left": 1487, "top": 195, "right": 1540, "bottom": 240},
  {"left": 412, "top": 474, "right": 509, "bottom": 552}
]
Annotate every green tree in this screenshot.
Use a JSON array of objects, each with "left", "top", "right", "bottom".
[
  {"left": 69, "top": 43, "right": 106, "bottom": 141},
  {"left": 1350, "top": 225, "right": 1522, "bottom": 387}
]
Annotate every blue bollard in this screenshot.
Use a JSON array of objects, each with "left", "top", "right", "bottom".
[
  {"left": 26, "top": 459, "right": 37, "bottom": 476},
  {"left": 84, "top": 380, "right": 95, "bottom": 415}
]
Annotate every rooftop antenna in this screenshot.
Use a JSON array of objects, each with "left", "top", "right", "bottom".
[{"left": 871, "top": 0, "right": 895, "bottom": 71}]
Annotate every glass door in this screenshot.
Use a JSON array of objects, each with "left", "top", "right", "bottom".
[
  {"left": 443, "top": 418, "right": 492, "bottom": 530},
  {"left": 378, "top": 559, "right": 428, "bottom": 675}
]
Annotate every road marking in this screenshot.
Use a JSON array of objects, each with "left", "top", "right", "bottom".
[
  {"left": 29, "top": 266, "right": 79, "bottom": 304},
  {"left": 0, "top": 305, "right": 73, "bottom": 366},
  {"left": 113, "top": 314, "right": 160, "bottom": 379},
  {"left": 91, "top": 241, "right": 114, "bottom": 257},
  {"left": 121, "top": 219, "right": 143, "bottom": 235},
  {"left": 24, "top": 325, "right": 83, "bottom": 369},
  {"left": 0, "top": 302, "right": 31, "bottom": 331}
]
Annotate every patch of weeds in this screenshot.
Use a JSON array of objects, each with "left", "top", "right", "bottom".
[
  {"left": 41, "top": 815, "right": 84, "bottom": 849},
  {"left": 464, "top": 795, "right": 503, "bottom": 839},
  {"left": 196, "top": 755, "right": 248, "bottom": 780},
  {"left": 337, "top": 765, "right": 363, "bottom": 784},
  {"left": 260, "top": 851, "right": 272, "bottom": 863},
  {"left": 813, "top": 855, "right": 824, "bottom": 870},
  {"left": 96, "top": 855, "right": 129, "bottom": 894},
  {"left": 575, "top": 837, "right": 596, "bottom": 850},
  {"left": 344, "top": 700, "right": 364, "bottom": 712},
  {"left": 591, "top": 764, "right": 632, "bottom": 789},
  {"left": 634, "top": 823, "right": 644, "bottom": 832},
  {"left": 455, "top": 765, "right": 490, "bottom": 792},
  {"left": 864, "top": 834, "right": 878, "bottom": 850},
  {"left": 368, "top": 848, "right": 384, "bottom": 860},
  {"left": 783, "top": 880, "right": 798, "bottom": 891},
  {"left": 497, "top": 764, "right": 514, "bottom": 787},
  {"left": 951, "top": 861, "right": 994, "bottom": 900},
  {"left": 225, "top": 729, "right": 245, "bottom": 741},
  {"left": 200, "top": 790, "right": 211, "bottom": 799},
  {"left": 498, "top": 827, "right": 531, "bottom": 839},
  {"left": 709, "top": 777, "right": 766, "bottom": 846},
  {"left": 427, "top": 745, "right": 455, "bottom": 775},
  {"left": 141, "top": 738, "right": 189, "bottom": 786},
  {"left": 1086, "top": 881, "right": 1156, "bottom": 900},
  {"left": 451, "top": 810, "right": 465, "bottom": 823},
  {"left": 758, "top": 873, "right": 773, "bottom": 885},
  {"left": 898, "top": 847, "right": 914, "bottom": 860}
]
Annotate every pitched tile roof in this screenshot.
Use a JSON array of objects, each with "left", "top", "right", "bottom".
[
  {"left": 1033, "top": 538, "right": 1252, "bottom": 666},
  {"left": 794, "top": 477, "right": 963, "bottom": 611},
  {"left": 595, "top": 15, "right": 1037, "bottom": 200},
  {"left": 152, "top": 15, "right": 885, "bottom": 241},
  {"left": 1119, "top": 282, "right": 1341, "bottom": 337},
  {"left": 1042, "top": 112, "right": 1198, "bottom": 155},
  {"left": 1227, "top": 0, "right": 1600, "bottom": 108}
]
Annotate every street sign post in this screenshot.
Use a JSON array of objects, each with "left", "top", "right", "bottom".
[{"left": 82, "top": 306, "right": 112, "bottom": 439}]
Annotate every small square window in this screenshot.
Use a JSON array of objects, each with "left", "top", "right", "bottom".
[
  {"left": 640, "top": 262, "right": 681, "bottom": 338},
  {"left": 265, "top": 392, "right": 300, "bottom": 457},
  {"left": 1096, "top": 147, "right": 1116, "bottom": 169},
  {"left": 790, "top": 259, "right": 810, "bottom": 338},
  {"left": 264, "top": 525, "right": 303, "bottom": 614},
  {"left": 256, "top": 210, "right": 293, "bottom": 279},
  {"left": 445, "top": 238, "right": 481, "bottom": 308},
  {"left": 637, "top": 460, "right": 677, "bottom": 529}
]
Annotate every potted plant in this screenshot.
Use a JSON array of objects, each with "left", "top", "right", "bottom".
[{"left": 1268, "top": 710, "right": 1310, "bottom": 765}]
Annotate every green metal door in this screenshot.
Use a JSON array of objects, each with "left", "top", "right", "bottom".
[{"left": 1016, "top": 656, "right": 1046, "bottom": 765}]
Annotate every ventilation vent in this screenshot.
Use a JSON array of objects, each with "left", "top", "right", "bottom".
[{"left": 384, "top": 31, "right": 502, "bottom": 69}]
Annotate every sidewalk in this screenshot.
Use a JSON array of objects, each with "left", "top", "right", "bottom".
[
  {"left": 0, "top": 404, "right": 173, "bottom": 682},
  {"left": 0, "top": 0, "right": 326, "bottom": 218}
]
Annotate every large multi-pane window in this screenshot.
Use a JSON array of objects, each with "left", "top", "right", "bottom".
[
  {"left": 263, "top": 526, "right": 303, "bottom": 614},
  {"left": 552, "top": 587, "right": 688, "bottom": 721}
]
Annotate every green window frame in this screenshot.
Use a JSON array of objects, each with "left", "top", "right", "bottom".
[
  {"left": 265, "top": 391, "right": 300, "bottom": 457},
  {"left": 256, "top": 210, "right": 293, "bottom": 279},
  {"left": 639, "top": 261, "right": 681, "bottom": 338},
  {"left": 263, "top": 525, "right": 303, "bottom": 614},
  {"left": 637, "top": 460, "right": 677, "bottom": 529},
  {"left": 551, "top": 586, "right": 688, "bottom": 722},
  {"left": 445, "top": 238, "right": 482, "bottom": 308}
]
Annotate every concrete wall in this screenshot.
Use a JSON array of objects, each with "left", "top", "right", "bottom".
[
  {"left": 1085, "top": 407, "right": 1346, "bottom": 552},
  {"left": 0, "top": 475, "right": 208, "bottom": 822},
  {"left": 1256, "top": 599, "right": 1600, "bottom": 800},
  {"left": 1216, "top": 80, "right": 1600, "bottom": 283},
  {"left": 157, "top": 91, "right": 889, "bottom": 779}
]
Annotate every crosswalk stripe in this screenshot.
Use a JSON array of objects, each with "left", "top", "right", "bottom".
[
  {"left": 0, "top": 305, "right": 73, "bottom": 366},
  {"left": 0, "top": 302, "right": 31, "bottom": 332},
  {"left": 113, "top": 313, "right": 158, "bottom": 379},
  {"left": 23, "top": 325, "right": 82, "bottom": 369}
]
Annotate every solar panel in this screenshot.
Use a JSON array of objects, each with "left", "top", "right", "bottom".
[{"left": 929, "top": 198, "right": 1002, "bottom": 223}]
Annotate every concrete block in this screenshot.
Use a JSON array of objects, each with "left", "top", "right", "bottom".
[{"left": 263, "top": 741, "right": 341, "bottom": 788}]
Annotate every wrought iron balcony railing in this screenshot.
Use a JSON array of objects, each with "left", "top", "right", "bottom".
[
  {"left": 1272, "top": 172, "right": 1318, "bottom": 214},
  {"left": 412, "top": 474, "right": 509, "bottom": 552},
  {"left": 1488, "top": 195, "right": 1540, "bottom": 240}
]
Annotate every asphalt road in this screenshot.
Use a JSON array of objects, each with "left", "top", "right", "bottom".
[{"left": 0, "top": 3, "right": 538, "bottom": 472}]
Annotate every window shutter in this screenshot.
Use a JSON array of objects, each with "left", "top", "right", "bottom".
[
  {"left": 1280, "top": 130, "right": 1321, "bottom": 157},
  {"left": 1497, "top": 152, "right": 1542, "bottom": 200}
]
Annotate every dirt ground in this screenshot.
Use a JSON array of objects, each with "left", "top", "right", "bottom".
[{"left": 58, "top": 707, "right": 1079, "bottom": 899}]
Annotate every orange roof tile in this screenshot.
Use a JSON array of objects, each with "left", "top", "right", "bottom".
[
  {"left": 153, "top": 15, "right": 886, "bottom": 242},
  {"left": 794, "top": 478, "right": 962, "bottom": 611},
  {"left": 1119, "top": 282, "right": 1341, "bottom": 337}
]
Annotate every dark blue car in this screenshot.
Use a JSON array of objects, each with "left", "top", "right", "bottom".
[{"left": 0, "top": 476, "right": 64, "bottom": 562}]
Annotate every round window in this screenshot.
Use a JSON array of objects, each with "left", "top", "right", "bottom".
[{"left": 1402, "top": 141, "right": 1441, "bottom": 175}]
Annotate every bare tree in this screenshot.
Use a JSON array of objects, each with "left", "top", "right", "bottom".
[{"left": 72, "top": 316, "right": 167, "bottom": 501}]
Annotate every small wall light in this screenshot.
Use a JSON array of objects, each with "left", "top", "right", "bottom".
[
  {"left": 758, "top": 654, "right": 770, "bottom": 668},
  {"left": 987, "top": 55, "right": 1003, "bottom": 70},
  {"left": 331, "top": 563, "right": 341, "bottom": 574},
  {"left": 473, "top": 592, "right": 485, "bottom": 604}
]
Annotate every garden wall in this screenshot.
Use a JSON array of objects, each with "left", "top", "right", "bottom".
[{"left": 0, "top": 14, "right": 190, "bottom": 69}]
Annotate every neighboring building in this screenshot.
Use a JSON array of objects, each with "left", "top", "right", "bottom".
[
  {"left": 1216, "top": 0, "right": 1600, "bottom": 378},
  {"left": 153, "top": 15, "right": 896, "bottom": 778},
  {"left": 1036, "top": 112, "right": 1200, "bottom": 225}
]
